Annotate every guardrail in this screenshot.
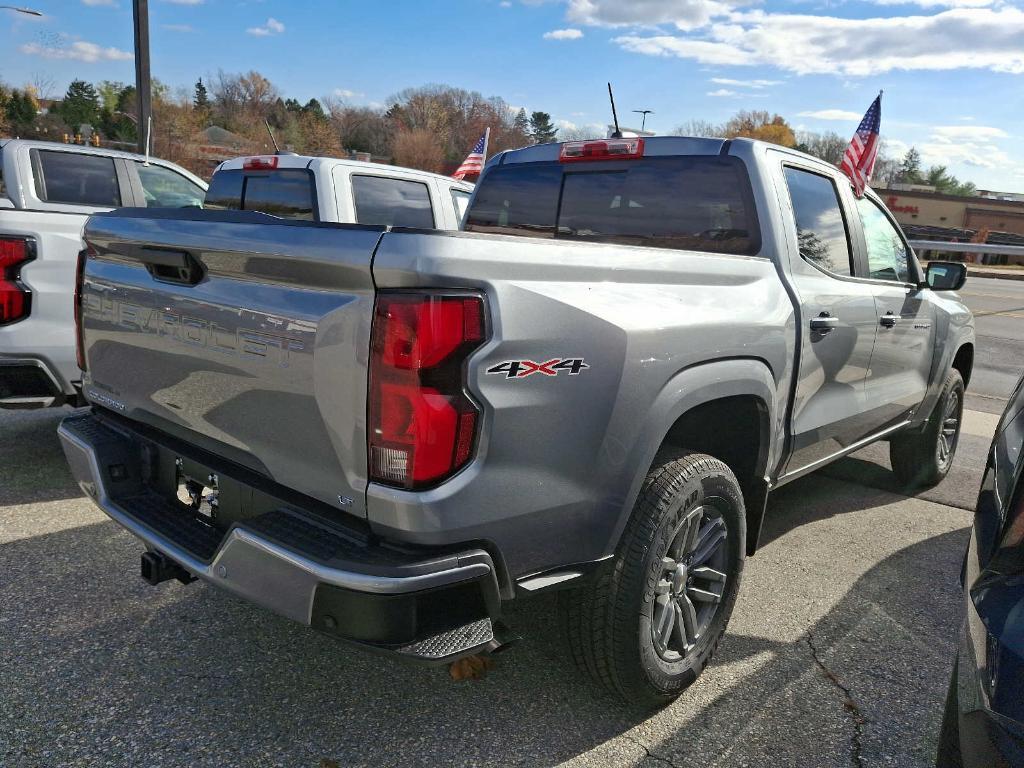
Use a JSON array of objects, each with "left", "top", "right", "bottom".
[{"left": 909, "top": 240, "right": 1024, "bottom": 257}]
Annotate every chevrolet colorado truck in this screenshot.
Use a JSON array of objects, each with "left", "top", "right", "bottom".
[
  {"left": 0, "top": 139, "right": 207, "bottom": 408},
  {"left": 59, "top": 136, "right": 975, "bottom": 706}
]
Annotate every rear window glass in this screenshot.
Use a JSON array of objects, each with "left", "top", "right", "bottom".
[
  {"left": 352, "top": 175, "right": 435, "bottom": 228},
  {"left": 32, "top": 149, "right": 121, "bottom": 207},
  {"left": 465, "top": 156, "right": 760, "bottom": 255},
  {"left": 204, "top": 168, "right": 316, "bottom": 220}
]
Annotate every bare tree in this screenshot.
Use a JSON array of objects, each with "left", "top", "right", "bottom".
[{"left": 29, "top": 72, "right": 56, "bottom": 102}]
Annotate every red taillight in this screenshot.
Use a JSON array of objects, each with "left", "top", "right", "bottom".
[
  {"left": 369, "top": 292, "right": 487, "bottom": 489},
  {"left": 74, "top": 248, "right": 88, "bottom": 372},
  {"left": 0, "top": 236, "right": 35, "bottom": 325},
  {"left": 560, "top": 137, "right": 645, "bottom": 163},
  {"left": 243, "top": 156, "right": 279, "bottom": 170}
]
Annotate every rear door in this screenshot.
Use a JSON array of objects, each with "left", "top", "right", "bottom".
[
  {"left": 854, "top": 194, "right": 935, "bottom": 427},
  {"left": 778, "top": 163, "right": 880, "bottom": 474}
]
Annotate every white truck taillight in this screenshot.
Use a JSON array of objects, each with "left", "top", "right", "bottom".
[
  {"left": 368, "top": 292, "right": 487, "bottom": 490},
  {"left": 0, "top": 236, "right": 35, "bottom": 325}
]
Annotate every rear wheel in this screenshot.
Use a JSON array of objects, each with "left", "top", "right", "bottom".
[
  {"left": 563, "top": 451, "right": 745, "bottom": 707},
  {"left": 891, "top": 369, "right": 964, "bottom": 489}
]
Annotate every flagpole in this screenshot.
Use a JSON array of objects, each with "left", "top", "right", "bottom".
[{"left": 481, "top": 126, "right": 491, "bottom": 167}]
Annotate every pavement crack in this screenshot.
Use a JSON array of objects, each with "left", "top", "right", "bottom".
[
  {"left": 806, "top": 631, "right": 866, "bottom": 768},
  {"left": 622, "top": 734, "right": 679, "bottom": 768}
]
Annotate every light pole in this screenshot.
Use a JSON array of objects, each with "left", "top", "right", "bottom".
[
  {"left": 632, "top": 109, "right": 653, "bottom": 133},
  {"left": 0, "top": 6, "right": 43, "bottom": 15},
  {"left": 132, "top": 0, "right": 152, "bottom": 155}
]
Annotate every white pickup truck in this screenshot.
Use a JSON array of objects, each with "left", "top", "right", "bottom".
[
  {"left": 0, "top": 144, "right": 472, "bottom": 409},
  {"left": 0, "top": 139, "right": 207, "bottom": 408},
  {"left": 205, "top": 153, "right": 474, "bottom": 229}
]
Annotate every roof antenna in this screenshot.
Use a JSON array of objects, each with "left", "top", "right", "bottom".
[
  {"left": 265, "top": 119, "right": 281, "bottom": 153},
  {"left": 607, "top": 82, "right": 622, "bottom": 139}
]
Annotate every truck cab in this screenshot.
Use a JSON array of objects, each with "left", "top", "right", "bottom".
[{"left": 206, "top": 154, "right": 473, "bottom": 229}]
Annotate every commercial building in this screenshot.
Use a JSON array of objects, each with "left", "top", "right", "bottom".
[{"left": 876, "top": 184, "right": 1024, "bottom": 265}]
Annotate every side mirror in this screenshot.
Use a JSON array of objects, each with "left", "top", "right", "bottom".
[{"left": 925, "top": 261, "right": 967, "bottom": 291}]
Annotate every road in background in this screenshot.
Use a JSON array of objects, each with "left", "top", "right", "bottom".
[
  {"left": 958, "top": 276, "right": 1024, "bottom": 410},
  {"left": 0, "top": 276, "right": 1021, "bottom": 768}
]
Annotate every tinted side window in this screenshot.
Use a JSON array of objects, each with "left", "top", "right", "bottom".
[
  {"left": 136, "top": 163, "right": 205, "bottom": 208},
  {"left": 204, "top": 169, "right": 316, "bottom": 220},
  {"left": 451, "top": 188, "right": 470, "bottom": 222},
  {"left": 33, "top": 150, "right": 121, "bottom": 207},
  {"left": 857, "top": 197, "right": 911, "bottom": 283},
  {"left": 784, "top": 167, "right": 853, "bottom": 277},
  {"left": 352, "top": 175, "right": 435, "bottom": 228}
]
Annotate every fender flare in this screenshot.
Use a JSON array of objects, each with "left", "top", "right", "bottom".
[{"left": 605, "top": 357, "right": 780, "bottom": 559}]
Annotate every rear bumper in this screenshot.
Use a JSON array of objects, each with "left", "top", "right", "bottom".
[
  {"left": 0, "top": 357, "right": 69, "bottom": 408},
  {"left": 59, "top": 411, "right": 502, "bottom": 662}
]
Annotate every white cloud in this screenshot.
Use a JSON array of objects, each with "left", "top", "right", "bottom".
[
  {"left": 20, "top": 40, "right": 133, "bottom": 62},
  {"left": 247, "top": 17, "right": 284, "bottom": 36},
  {"left": 567, "top": 0, "right": 731, "bottom": 31},
  {"left": 798, "top": 109, "right": 862, "bottom": 120},
  {"left": 931, "top": 125, "right": 1009, "bottom": 140},
  {"left": 544, "top": 28, "right": 584, "bottom": 39},
  {"left": 614, "top": 7, "right": 1024, "bottom": 76},
  {"left": 332, "top": 88, "right": 365, "bottom": 100},
  {"left": 710, "top": 77, "right": 781, "bottom": 87},
  {"left": 872, "top": 0, "right": 994, "bottom": 7},
  {"left": 707, "top": 88, "right": 738, "bottom": 96},
  {"left": 161, "top": 23, "right": 193, "bottom": 32},
  {"left": 82, "top": 0, "right": 117, "bottom": 6}
]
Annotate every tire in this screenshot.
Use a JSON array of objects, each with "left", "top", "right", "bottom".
[
  {"left": 936, "top": 662, "right": 964, "bottom": 768},
  {"left": 891, "top": 369, "right": 965, "bottom": 489},
  {"left": 563, "top": 450, "right": 746, "bottom": 707}
]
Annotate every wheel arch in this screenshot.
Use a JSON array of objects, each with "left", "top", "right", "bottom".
[
  {"left": 952, "top": 342, "right": 974, "bottom": 390},
  {"left": 607, "top": 358, "right": 780, "bottom": 561}
]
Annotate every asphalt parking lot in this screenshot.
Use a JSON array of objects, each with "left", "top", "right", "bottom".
[{"left": 1, "top": 275, "right": 1021, "bottom": 768}]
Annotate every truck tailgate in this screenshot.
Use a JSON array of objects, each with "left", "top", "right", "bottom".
[{"left": 80, "top": 209, "right": 382, "bottom": 518}]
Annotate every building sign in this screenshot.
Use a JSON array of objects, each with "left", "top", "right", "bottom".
[{"left": 886, "top": 196, "right": 919, "bottom": 215}]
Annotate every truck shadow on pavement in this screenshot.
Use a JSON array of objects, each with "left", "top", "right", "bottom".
[
  {"left": 1, "top": 470, "right": 968, "bottom": 768},
  {"left": 0, "top": 407, "right": 82, "bottom": 506}
]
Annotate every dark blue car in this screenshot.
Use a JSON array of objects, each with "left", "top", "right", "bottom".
[{"left": 940, "top": 372, "right": 1024, "bottom": 766}]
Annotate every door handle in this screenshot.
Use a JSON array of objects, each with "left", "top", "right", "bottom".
[
  {"left": 879, "top": 311, "right": 902, "bottom": 328},
  {"left": 809, "top": 312, "right": 838, "bottom": 333}
]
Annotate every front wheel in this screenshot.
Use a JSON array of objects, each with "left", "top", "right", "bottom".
[
  {"left": 563, "top": 451, "right": 745, "bottom": 707},
  {"left": 890, "top": 369, "right": 964, "bottom": 489}
]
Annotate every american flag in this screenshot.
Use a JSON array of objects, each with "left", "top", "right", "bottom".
[
  {"left": 453, "top": 131, "right": 488, "bottom": 180},
  {"left": 840, "top": 93, "right": 882, "bottom": 197}
]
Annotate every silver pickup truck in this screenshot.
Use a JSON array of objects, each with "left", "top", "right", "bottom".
[{"left": 59, "top": 136, "right": 974, "bottom": 706}]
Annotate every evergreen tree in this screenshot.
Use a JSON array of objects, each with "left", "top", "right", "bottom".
[
  {"left": 897, "top": 148, "right": 923, "bottom": 184},
  {"left": 529, "top": 111, "right": 557, "bottom": 144},
  {"left": 513, "top": 108, "right": 529, "bottom": 136},
  {"left": 60, "top": 80, "right": 100, "bottom": 130},
  {"left": 5, "top": 90, "right": 37, "bottom": 126},
  {"left": 303, "top": 98, "right": 325, "bottom": 120},
  {"left": 193, "top": 78, "right": 210, "bottom": 110}
]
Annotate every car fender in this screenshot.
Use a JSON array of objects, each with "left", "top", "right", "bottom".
[{"left": 605, "top": 357, "right": 780, "bottom": 558}]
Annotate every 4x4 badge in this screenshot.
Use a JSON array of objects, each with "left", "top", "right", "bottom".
[{"left": 486, "top": 358, "right": 589, "bottom": 378}]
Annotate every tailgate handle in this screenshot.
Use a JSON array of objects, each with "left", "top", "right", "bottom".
[{"left": 137, "top": 248, "right": 205, "bottom": 286}]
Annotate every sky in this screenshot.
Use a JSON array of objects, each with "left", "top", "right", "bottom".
[{"left": 2, "top": 0, "right": 1024, "bottom": 191}]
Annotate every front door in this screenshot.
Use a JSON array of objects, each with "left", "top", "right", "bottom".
[
  {"left": 780, "top": 165, "right": 880, "bottom": 475},
  {"left": 855, "top": 195, "right": 936, "bottom": 427}
]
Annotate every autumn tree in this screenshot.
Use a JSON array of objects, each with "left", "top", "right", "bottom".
[
  {"left": 392, "top": 128, "right": 445, "bottom": 173},
  {"left": 794, "top": 131, "right": 848, "bottom": 165},
  {"left": 721, "top": 110, "right": 795, "bottom": 147}
]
